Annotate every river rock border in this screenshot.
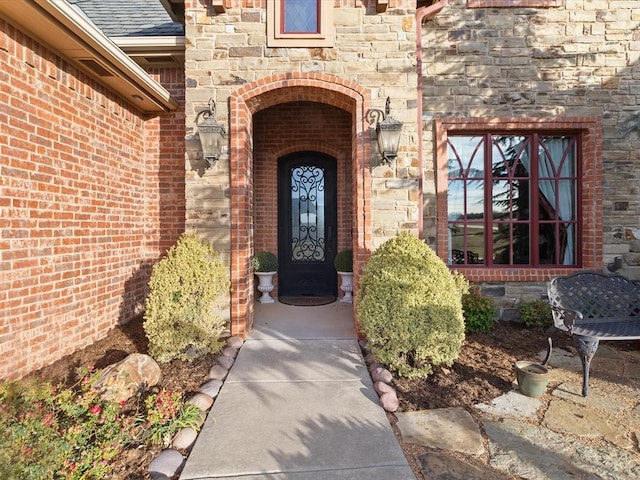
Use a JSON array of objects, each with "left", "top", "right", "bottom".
[
  {"left": 148, "top": 335, "right": 244, "bottom": 480},
  {"left": 359, "top": 339, "right": 400, "bottom": 413}
]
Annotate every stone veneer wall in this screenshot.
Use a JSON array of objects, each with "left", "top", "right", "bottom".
[
  {"left": 184, "top": 0, "right": 421, "bottom": 329},
  {"left": 418, "top": 0, "right": 640, "bottom": 313},
  {"left": 184, "top": 0, "right": 640, "bottom": 320},
  {"left": 422, "top": 0, "right": 640, "bottom": 266},
  {"left": 0, "top": 19, "right": 185, "bottom": 380}
]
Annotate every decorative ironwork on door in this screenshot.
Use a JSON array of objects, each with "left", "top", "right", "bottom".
[
  {"left": 290, "top": 165, "right": 326, "bottom": 262},
  {"left": 278, "top": 152, "right": 337, "bottom": 297}
]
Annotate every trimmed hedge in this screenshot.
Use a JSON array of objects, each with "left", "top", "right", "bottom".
[
  {"left": 144, "top": 234, "right": 229, "bottom": 363},
  {"left": 356, "top": 232, "right": 467, "bottom": 379}
]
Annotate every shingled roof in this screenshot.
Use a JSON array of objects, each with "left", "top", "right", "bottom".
[{"left": 67, "top": 0, "right": 184, "bottom": 37}]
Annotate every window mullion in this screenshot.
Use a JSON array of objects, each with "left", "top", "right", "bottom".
[
  {"left": 531, "top": 134, "right": 539, "bottom": 267},
  {"left": 485, "top": 133, "right": 493, "bottom": 267}
]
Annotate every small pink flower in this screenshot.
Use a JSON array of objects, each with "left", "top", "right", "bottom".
[
  {"left": 89, "top": 404, "right": 102, "bottom": 415},
  {"left": 42, "top": 413, "right": 54, "bottom": 427}
]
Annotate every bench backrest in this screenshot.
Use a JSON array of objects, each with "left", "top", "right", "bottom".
[{"left": 548, "top": 271, "right": 640, "bottom": 320}]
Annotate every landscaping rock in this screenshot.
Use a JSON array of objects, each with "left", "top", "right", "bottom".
[
  {"left": 222, "top": 346, "right": 238, "bottom": 358},
  {"left": 193, "top": 409, "right": 208, "bottom": 428},
  {"left": 208, "top": 364, "right": 228, "bottom": 380},
  {"left": 379, "top": 390, "right": 399, "bottom": 412},
  {"left": 217, "top": 355, "right": 234, "bottom": 370},
  {"left": 396, "top": 408, "right": 484, "bottom": 456},
  {"left": 187, "top": 392, "right": 214, "bottom": 411},
  {"left": 373, "top": 381, "right": 394, "bottom": 396},
  {"left": 418, "top": 450, "right": 511, "bottom": 480},
  {"left": 368, "top": 361, "right": 381, "bottom": 373},
  {"left": 474, "top": 391, "right": 542, "bottom": 419},
  {"left": 371, "top": 366, "right": 393, "bottom": 383},
  {"left": 227, "top": 336, "right": 244, "bottom": 349},
  {"left": 201, "top": 379, "right": 223, "bottom": 398},
  {"left": 358, "top": 338, "right": 369, "bottom": 352},
  {"left": 172, "top": 427, "right": 198, "bottom": 450},
  {"left": 149, "top": 449, "right": 183, "bottom": 479},
  {"left": 95, "top": 353, "right": 161, "bottom": 402}
]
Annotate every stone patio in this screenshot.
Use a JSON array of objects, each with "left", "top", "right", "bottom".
[{"left": 396, "top": 346, "right": 640, "bottom": 480}]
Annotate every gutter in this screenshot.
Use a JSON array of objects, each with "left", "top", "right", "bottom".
[
  {"left": 416, "top": 0, "right": 448, "bottom": 238},
  {"left": 111, "top": 36, "right": 185, "bottom": 51},
  {"left": 0, "top": 0, "right": 178, "bottom": 113}
]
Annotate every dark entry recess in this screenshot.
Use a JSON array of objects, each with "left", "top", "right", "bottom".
[{"left": 278, "top": 152, "right": 338, "bottom": 297}]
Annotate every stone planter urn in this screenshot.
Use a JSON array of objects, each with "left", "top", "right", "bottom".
[
  {"left": 514, "top": 361, "right": 549, "bottom": 398},
  {"left": 334, "top": 249, "right": 353, "bottom": 303},
  {"left": 337, "top": 271, "right": 354, "bottom": 303},
  {"left": 253, "top": 251, "right": 278, "bottom": 304},
  {"left": 255, "top": 272, "right": 276, "bottom": 304}
]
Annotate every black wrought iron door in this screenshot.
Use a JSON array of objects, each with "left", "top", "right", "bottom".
[{"left": 278, "top": 152, "right": 337, "bottom": 296}]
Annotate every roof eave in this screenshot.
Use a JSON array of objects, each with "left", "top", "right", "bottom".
[{"left": 0, "top": 0, "right": 178, "bottom": 113}]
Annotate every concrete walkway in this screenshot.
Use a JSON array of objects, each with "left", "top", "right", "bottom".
[{"left": 179, "top": 302, "right": 415, "bottom": 480}]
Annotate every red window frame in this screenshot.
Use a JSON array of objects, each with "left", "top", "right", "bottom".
[
  {"left": 267, "top": 0, "right": 333, "bottom": 48},
  {"left": 446, "top": 133, "right": 580, "bottom": 268},
  {"left": 435, "top": 116, "right": 603, "bottom": 283}
]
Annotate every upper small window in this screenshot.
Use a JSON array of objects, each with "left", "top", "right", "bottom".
[
  {"left": 267, "top": 0, "right": 334, "bottom": 48},
  {"left": 283, "top": 0, "right": 319, "bottom": 34},
  {"left": 467, "top": 0, "right": 562, "bottom": 7}
]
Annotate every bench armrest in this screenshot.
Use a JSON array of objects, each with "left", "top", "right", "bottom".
[{"left": 550, "top": 305, "right": 583, "bottom": 333}]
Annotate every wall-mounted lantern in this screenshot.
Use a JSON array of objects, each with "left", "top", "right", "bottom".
[
  {"left": 195, "top": 99, "right": 226, "bottom": 168},
  {"left": 366, "top": 97, "right": 403, "bottom": 164}
]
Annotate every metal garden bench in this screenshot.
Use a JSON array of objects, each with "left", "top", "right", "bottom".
[{"left": 546, "top": 271, "right": 640, "bottom": 396}]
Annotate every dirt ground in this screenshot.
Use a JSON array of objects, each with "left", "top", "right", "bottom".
[
  {"left": 32, "top": 316, "right": 219, "bottom": 480},
  {"left": 32, "top": 316, "right": 579, "bottom": 479}
]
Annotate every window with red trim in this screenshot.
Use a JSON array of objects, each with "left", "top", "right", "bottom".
[{"left": 446, "top": 133, "right": 579, "bottom": 267}]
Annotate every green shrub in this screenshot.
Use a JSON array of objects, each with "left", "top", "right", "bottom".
[
  {"left": 356, "top": 232, "right": 467, "bottom": 379},
  {"left": 518, "top": 300, "right": 553, "bottom": 328},
  {"left": 462, "top": 286, "right": 497, "bottom": 333},
  {"left": 144, "top": 233, "right": 229, "bottom": 363},
  {"left": 136, "top": 388, "right": 203, "bottom": 447},
  {"left": 0, "top": 367, "right": 130, "bottom": 480},
  {"left": 253, "top": 251, "right": 278, "bottom": 272},
  {"left": 334, "top": 249, "right": 353, "bottom": 272}
]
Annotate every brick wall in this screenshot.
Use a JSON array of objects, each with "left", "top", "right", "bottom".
[
  {"left": 0, "top": 19, "right": 185, "bottom": 380},
  {"left": 253, "top": 101, "right": 353, "bottom": 295}
]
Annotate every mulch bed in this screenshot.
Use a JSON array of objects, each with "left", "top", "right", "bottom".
[{"left": 30, "top": 316, "right": 577, "bottom": 479}]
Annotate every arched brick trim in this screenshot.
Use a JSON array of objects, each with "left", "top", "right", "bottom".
[{"left": 229, "top": 73, "right": 371, "bottom": 337}]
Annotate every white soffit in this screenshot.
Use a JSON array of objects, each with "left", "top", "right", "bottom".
[{"left": 0, "top": 0, "right": 178, "bottom": 113}]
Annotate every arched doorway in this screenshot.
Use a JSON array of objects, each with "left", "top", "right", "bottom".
[{"left": 228, "top": 73, "right": 371, "bottom": 337}]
